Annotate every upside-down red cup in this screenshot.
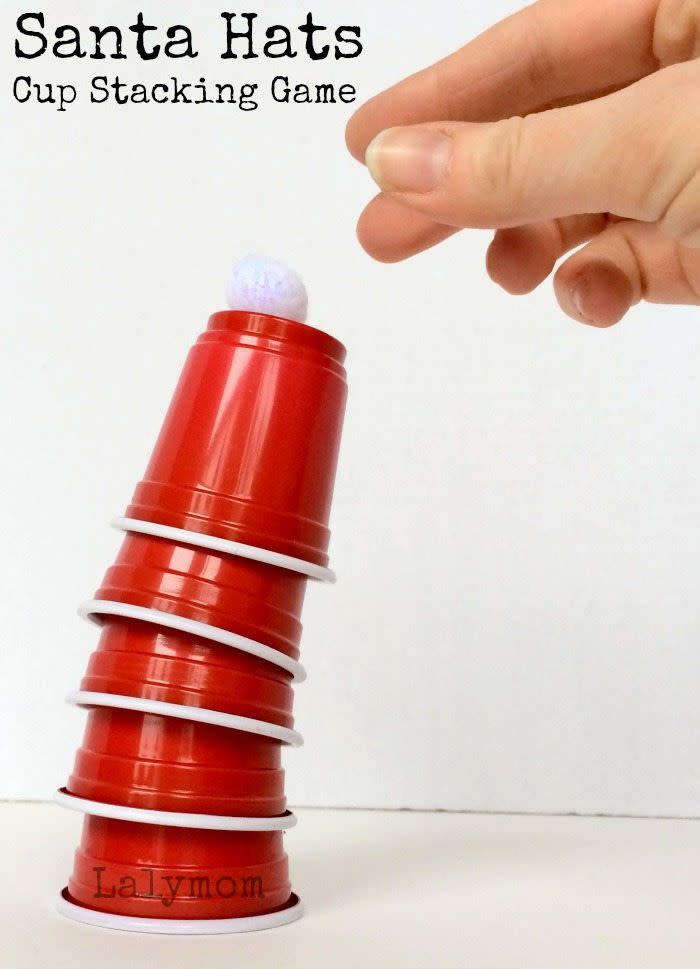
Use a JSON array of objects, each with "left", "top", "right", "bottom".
[
  {"left": 123, "top": 311, "right": 347, "bottom": 569},
  {"left": 67, "top": 815, "right": 291, "bottom": 919},
  {"left": 94, "top": 532, "right": 305, "bottom": 660},
  {"left": 66, "top": 708, "right": 286, "bottom": 816},
  {"left": 79, "top": 616, "right": 294, "bottom": 726}
]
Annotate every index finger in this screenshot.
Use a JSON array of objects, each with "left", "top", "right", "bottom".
[{"left": 347, "top": 0, "right": 658, "bottom": 161}]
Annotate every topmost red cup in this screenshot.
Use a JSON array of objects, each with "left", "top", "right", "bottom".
[{"left": 124, "top": 311, "right": 347, "bottom": 569}]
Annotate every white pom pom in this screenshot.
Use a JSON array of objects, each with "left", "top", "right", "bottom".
[{"left": 225, "top": 255, "right": 308, "bottom": 323}]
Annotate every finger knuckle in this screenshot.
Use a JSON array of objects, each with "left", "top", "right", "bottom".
[
  {"left": 659, "top": 164, "right": 700, "bottom": 246},
  {"left": 469, "top": 116, "right": 528, "bottom": 221},
  {"left": 615, "top": 65, "right": 700, "bottom": 226},
  {"left": 520, "top": 5, "right": 558, "bottom": 96},
  {"left": 653, "top": 0, "right": 700, "bottom": 64},
  {"left": 433, "top": 60, "right": 458, "bottom": 119}
]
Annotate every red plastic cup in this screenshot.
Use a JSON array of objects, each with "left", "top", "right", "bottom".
[
  {"left": 124, "top": 311, "right": 347, "bottom": 568},
  {"left": 94, "top": 532, "right": 305, "bottom": 660},
  {"left": 66, "top": 707, "right": 286, "bottom": 816},
  {"left": 67, "top": 815, "right": 291, "bottom": 919},
  {"left": 79, "top": 616, "right": 294, "bottom": 727}
]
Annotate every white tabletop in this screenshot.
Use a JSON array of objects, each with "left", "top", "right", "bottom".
[{"left": 2, "top": 802, "right": 699, "bottom": 968}]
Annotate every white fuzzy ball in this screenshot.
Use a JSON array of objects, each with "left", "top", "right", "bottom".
[{"left": 225, "top": 255, "right": 308, "bottom": 323}]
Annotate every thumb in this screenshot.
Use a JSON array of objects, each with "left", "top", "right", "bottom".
[{"left": 364, "top": 62, "right": 700, "bottom": 246}]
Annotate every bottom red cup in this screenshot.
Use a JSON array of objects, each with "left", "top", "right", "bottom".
[
  {"left": 67, "top": 707, "right": 286, "bottom": 816},
  {"left": 79, "top": 617, "right": 295, "bottom": 727},
  {"left": 67, "top": 815, "right": 291, "bottom": 919}
]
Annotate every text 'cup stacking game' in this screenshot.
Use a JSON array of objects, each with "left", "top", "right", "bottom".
[{"left": 55, "top": 256, "right": 348, "bottom": 934}]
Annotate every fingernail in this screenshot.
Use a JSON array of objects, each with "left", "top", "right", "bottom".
[
  {"left": 569, "top": 261, "right": 633, "bottom": 328},
  {"left": 571, "top": 282, "right": 593, "bottom": 323},
  {"left": 365, "top": 127, "right": 452, "bottom": 193}
]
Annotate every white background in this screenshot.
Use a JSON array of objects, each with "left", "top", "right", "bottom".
[{"left": 1, "top": 0, "right": 699, "bottom": 817}]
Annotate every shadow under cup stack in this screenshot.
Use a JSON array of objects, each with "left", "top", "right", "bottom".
[{"left": 55, "top": 260, "right": 347, "bottom": 934}]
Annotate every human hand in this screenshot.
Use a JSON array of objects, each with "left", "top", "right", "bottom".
[{"left": 346, "top": 0, "right": 700, "bottom": 326}]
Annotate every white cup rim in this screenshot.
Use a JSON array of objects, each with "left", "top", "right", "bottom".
[
  {"left": 53, "top": 788, "right": 296, "bottom": 831},
  {"left": 78, "top": 599, "right": 306, "bottom": 683},
  {"left": 56, "top": 888, "right": 303, "bottom": 935},
  {"left": 113, "top": 516, "right": 336, "bottom": 583},
  {"left": 67, "top": 690, "right": 303, "bottom": 747}
]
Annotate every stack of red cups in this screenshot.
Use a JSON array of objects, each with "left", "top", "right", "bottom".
[{"left": 56, "top": 306, "right": 347, "bottom": 934}]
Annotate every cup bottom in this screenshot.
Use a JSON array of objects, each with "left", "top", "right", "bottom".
[{"left": 67, "top": 816, "right": 291, "bottom": 919}]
